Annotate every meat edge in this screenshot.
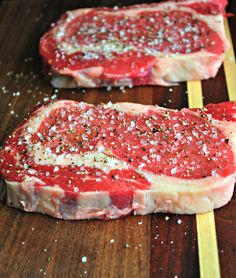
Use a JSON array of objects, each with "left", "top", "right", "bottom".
[
  {"left": 46, "top": 49, "right": 226, "bottom": 88},
  {"left": 4, "top": 174, "right": 235, "bottom": 220}
]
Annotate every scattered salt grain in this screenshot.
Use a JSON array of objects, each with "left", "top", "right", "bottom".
[
  {"left": 119, "top": 86, "right": 125, "bottom": 92},
  {"left": 110, "top": 239, "right": 115, "bottom": 244},
  {"left": 177, "top": 219, "right": 182, "bottom": 224},
  {"left": 81, "top": 256, "right": 87, "bottom": 263},
  {"left": 165, "top": 216, "right": 169, "bottom": 221},
  {"left": 124, "top": 243, "right": 130, "bottom": 248},
  {"left": 12, "top": 91, "right": 20, "bottom": 96},
  {"left": 51, "top": 94, "right": 57, "bottom": 100}
]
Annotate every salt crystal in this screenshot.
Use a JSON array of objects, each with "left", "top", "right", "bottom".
[
  {"left": 171, "top": 168, "right": 177, "bottom": 175},
  {"left": 51, "top": 94, "right": 57, "bottom": 100},
  {"left": 27, "top": 127, "right": 34, "bottom": 134},
  {"left": 53, "top": 166, "right": 59, "bottom": 172},
  {"left": 81, "top": 256, "right": 87, "bottom": 263}
]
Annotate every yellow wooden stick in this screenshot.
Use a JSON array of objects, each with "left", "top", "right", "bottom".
[
  {"left": 187, "top": 81, "right": 221, "bottom": 278},
  {"left": 187, "top": 81, "right": 203, "bottom": 108},
  {"left": 224, "top": 20, "right": 236, "bottom": 101},
  {"left": 196, "top": 211, "right": 221, "bottom": 278}
]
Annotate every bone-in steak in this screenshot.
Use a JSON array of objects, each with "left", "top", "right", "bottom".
[
  {"left": 40, "top": 0, "right": 229, "bottom": 88},
  {"left": 0, "top": 101, "right": 235, "bottom": 220}
]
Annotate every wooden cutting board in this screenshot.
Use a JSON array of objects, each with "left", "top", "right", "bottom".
[{"left": 0, "top": 1, "right": 235, "bottom": 277}]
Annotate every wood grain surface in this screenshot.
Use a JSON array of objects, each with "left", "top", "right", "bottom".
[{"left": 0, "top": 1, "right": 235, "bottom": 277}]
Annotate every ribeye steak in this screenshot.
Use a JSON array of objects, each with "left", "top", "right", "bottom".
[
  {"left": 0, "top": 100, "right": 235, "bottom": 220},
  {"left": 40, "top": 0, "right": 229, "bottom": 88}
]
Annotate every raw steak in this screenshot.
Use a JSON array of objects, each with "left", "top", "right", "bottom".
[
  {"left": 40, "top": 0, "right": 229, "bottom": 88},
  {"left": 0, "top": 100, "right": 236, "bottom": 220}
]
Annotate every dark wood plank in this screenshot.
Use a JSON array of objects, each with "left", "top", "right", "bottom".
[
  {"left": 150, "top": 214, "right": 199, "bottom": 278},
  {"left": 0, "top": 1, "right": 235, "bottom": 278},
  {"left": 0, "top": 205, "right": 151, "bottom": 278},
  {"left": 202, "top": 66, "right": 229, "bottom": 105}
]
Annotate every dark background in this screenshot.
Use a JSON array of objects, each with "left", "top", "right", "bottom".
[{"left": 0, "top": 1, "right": 235, "bottom": 277}]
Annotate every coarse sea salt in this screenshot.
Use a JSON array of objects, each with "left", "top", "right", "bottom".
[{"left": 81, "top": 256, "right": 87, "bottom": 263}]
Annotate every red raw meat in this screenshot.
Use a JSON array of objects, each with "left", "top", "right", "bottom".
[
  {"left": 0, "top": 100, "right": 235, "bottom": 220},
  {"left": 40, "top": 0, "right": 229, "bottom": 88}
]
